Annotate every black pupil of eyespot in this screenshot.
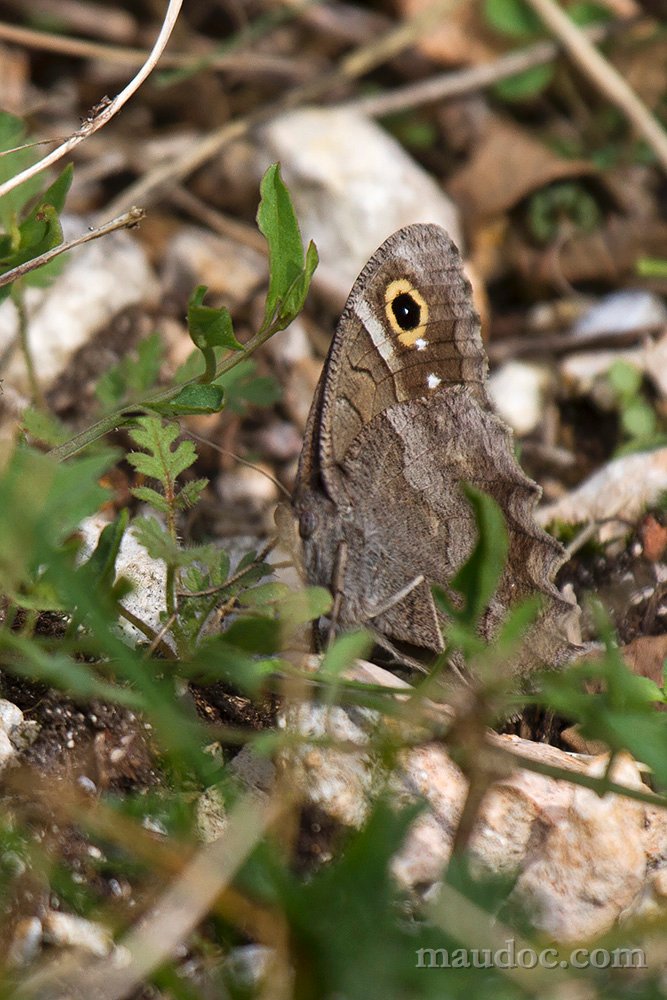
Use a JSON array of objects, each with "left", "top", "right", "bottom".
[{"left": 392, "top": 292, "right": 420, "bottom": 330}]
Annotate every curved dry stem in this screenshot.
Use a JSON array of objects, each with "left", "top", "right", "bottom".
[{"left": 0, "top": 0, "right": 183, "bottom": 202}]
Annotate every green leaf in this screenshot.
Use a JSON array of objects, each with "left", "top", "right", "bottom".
[
  {"left": 494, "top": 63, "right": 554, "bottom": 102},
  {"left": 130, "top": 516, "right": 181, "bottom": 564},
  {"left": 442, "top": 485, "right": 508, "bottom": 628},
  {"left": 319, "top": 629, "right": 374, "bottom": 680},
  {"left": 622, "top": 400, "right": 656, "bottom": 439},
  {"left": 175, "top": 478, "right": 208, "bottom": 510},
  {"left": 38, "top": 162, "right": 74, "bottom": 216},
  {"left": 0, "top": 634, "right": 144, "bottom": 709},
  {"left": 0, "top": 446, "right": 114, "bottom": 593},
  {"left": 83, "top": 508, "right": 129, "bottom": 589},
  {"left": 570, "top": 1, "right": 611, "bottom": 26},
  {"left": 20, "top": 406, "right": 69, "bottom": 447},
  {"left": 131, "top": 485, "right": 171, "bottom": 513},
  {"left": 281, "top": 238, "right": 319, "bottom": 322},
  {"left": 609, "top": 359, "right": 642, "bottom": 398},
  {"left": 238, "top": 581, "right": 290, "bottom": 608},
  {"left": 223, "top": 616, "right": 281, "bottom": 654},
  {"left": 0, "top": 113, "right": 42, "bottom": 230},
  {"left": 187, "top": 285, "right": 242, "bottom": 382},
  {"left": 484, "top": 0, "right": 543, "bottom": 37},
  {"left": 0, "top": 203, "right": 62, "bottom": 270},
  {"left": 127, "top": 416, "right": 197, "bottom": 483},
  {"left": 150, "top": 383, "right": 225, "bottom": 416},
  {"left": 279, "top": 586, "right": 333, "bottom": 628},
  {"left": 256, "top": 163, "right": 318, "bottom": 332}
]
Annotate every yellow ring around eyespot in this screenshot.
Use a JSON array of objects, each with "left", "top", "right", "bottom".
[{"left": 384, "top": 279, "right": 429, "bottom": 347}]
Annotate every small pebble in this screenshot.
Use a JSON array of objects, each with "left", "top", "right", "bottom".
[{"left": 43, "top": 910, "right": 113, "bottom": 958}]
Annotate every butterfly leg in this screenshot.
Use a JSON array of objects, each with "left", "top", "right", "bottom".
[
  {"left": 326, "top": 540, "right": 349, "bottom": 647},
  {"left": 361, "top": 574, "right": 425, "bottom": 622}
]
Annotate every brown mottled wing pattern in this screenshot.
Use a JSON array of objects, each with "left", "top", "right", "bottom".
[
  {"left": 289, "top": 223, "right": 578, "bottom": 670},
  {"left": 296, "top": 224, "right": 485, "bottom": 497}
]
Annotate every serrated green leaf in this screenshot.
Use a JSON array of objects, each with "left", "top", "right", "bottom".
[
  {"left": 131, "top": 485, "right": 171, "bottom": 512},
  {"left": 127, "top": 416, "right": 197, "bottom": 484},
  {"left": 131, "top": 516, "right": 180, "bottom": 564},
  {"left": 175, "top": 478, "right": 208, "bottom": 511}
]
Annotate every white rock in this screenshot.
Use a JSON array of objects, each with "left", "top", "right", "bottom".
[
  {"left": 225, "top": 945, "right": 277, "bottom": 990},
  {"left": 258, "top": 107, "right": 462, "bottom": 304},
  {"left": 572, "top": 290, "right": 667, "bottom": 339},
  {"left": 279, "top": 660, "right": 650, "bottom": 941},
  {"left": 196, "top": 785, "right": 227, "bottom": 843},
  {"left": 488, "top": 361, "right": 552, "bottom": 436},
  {"left": 229, "top": 744, "right": 276, "bottom": 798},
  {"left": 0, "top": 730, "right": 16, "bottom": 771},
  {"left": 0, "top": 699, "right": 23, "bottom": 736},
  {"left": 511, "top": 755, "right": 646, "bottom": 942},
  {"left": 78, "top": 514, "right": 168, "bottom": 647},
  {"left": 161, "top": 228, "right": 265, "bottom": 306},
  {"left": 0, "top": 219, "right": 158, "bottom": 396},
  {"left": 42, "top": 910, "right": 113, "bottom": 957},
  {"left": 6, "top": 917, "right": 42, "bottom": 967},
  {"left": 537, "top": 448, "right": 667, "bottom": 538},
  {"left": 277, "top": 702, "right": 378, "bottom": 828}
]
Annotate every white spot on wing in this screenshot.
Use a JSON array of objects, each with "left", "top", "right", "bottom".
[
  {"left": 427, "top": 373, "right": 442, "bottom": 390},
  {"left": 415, "top": 338, "right": 428, "bottom": 351}
]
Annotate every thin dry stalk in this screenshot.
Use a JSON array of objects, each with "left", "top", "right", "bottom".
[
  {"left": 0, "top": 0, "right": 183, "bottom": 202},
  {"left": 0, "top": 207, "right": 145, "bottom": 290},
  {"left": 525, "top": 0, "right": 667, "bottom": 173}
]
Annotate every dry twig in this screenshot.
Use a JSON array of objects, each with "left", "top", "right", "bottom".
[
  {"left": 101, "top": 0, "right": 465, "bottom": 217},
  {"left": 525, "top": 0, "right": 667, "bottom": 173},
  {"left": 345, "top": 19, "right": 613, "bottom": 118},
  {"left": 0, "top": 0, "right": 183, "bottom": 202},
  {"left": 0, "top": 208, "right": 145, "bottom": 290}
]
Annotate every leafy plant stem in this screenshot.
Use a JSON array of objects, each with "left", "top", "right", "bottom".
[
  {"left": 13, "top": 285, "right": 44, "bottom": 409},
  {"left": 47, "top": 315, "right": 285, "bottom": 463}
]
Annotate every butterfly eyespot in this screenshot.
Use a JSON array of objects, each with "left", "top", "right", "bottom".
[
  {"left": 299, "top": 509, "right": 317, "bottom": 539},
  {"left": 384, "top": 279, "right": 429, "bottom": 348},
  {"left": 391, "top": 292, "right": 420, "bottom": 330}
]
